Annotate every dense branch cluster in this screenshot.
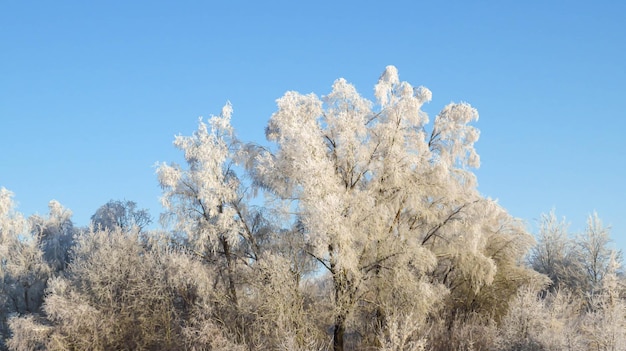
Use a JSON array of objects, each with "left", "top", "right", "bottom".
[{"left": 1, "top": 67, "right": 623, "bottom": 351}]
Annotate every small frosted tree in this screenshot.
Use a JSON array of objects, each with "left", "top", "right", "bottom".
[
  {"left": 497, "top": 286, "right": 585, "bottom": 351},
  {"left": 529, "top": 211, "right": 578, "bottom": 292},
  {"left": 582, "top": 252, "right": 626, "bottom": 351},
  {"left": 0, "top": 188, "right": 51, "bottom": 350},
  {"left": 157, "top": 104, "right": 248, "bottom": 308},
  {"left": 90, "top": 199, "right": 152, "bottom": 232},
  {"left": 576, "top": 213, "right": 621, "bottom": 297},
  {"left": 156, "top": 104, "right": 314, "bottom": 348},
  {"left": 530, "top": 211, "right": 622, "bottom": 299},
  {"left": 29, "top": 200, "right": 75, "bottom": 273}
]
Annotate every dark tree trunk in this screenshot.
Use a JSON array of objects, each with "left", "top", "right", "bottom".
[
  {"left": 221, "top": 237, "right": 238, "bottom": 306},
  {"left": 333, "top": 314, "right": 345, "bottom": 351}
]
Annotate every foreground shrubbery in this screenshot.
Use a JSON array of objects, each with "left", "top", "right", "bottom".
[{"left": 1, "top": 67, "right": 623, "bottom": 350}]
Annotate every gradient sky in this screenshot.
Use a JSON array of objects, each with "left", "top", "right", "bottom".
[{"left": 1, "top": 1, "right": 625, "bottom": 249}]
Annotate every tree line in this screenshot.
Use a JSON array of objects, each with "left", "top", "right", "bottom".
[{"left": 1, "top": 66, "right": 623, "bottom": 351}]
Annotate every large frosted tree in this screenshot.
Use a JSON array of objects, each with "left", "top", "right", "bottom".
[{"left": 249, "top": 66, "right": 537, "bottom": 350}]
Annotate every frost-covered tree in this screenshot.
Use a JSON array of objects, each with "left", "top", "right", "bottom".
[
  {"left": 498, "top": 246, "right": 626, "bottom": 351},
  {"left": 576, "top": 213, "right": 621, "bottom": 297},
  {"left": 496, "top": 286, "right": 585, "bottom": 351},
  {"left": 529, "top": 211, "right": 622, "bottom": 299},
  {"left": 248, "top": 66, "right": 537, "bottom": 350},
  {"left": 0, "top": 188, "right": 50, "bottom": 350},
  {"left": 157, "top": 104, "right": 248, "bottom": 307},
  {"left": 156, "top": 104, "right": 310, "bottom": 347},
  {"left": 581, "top": 252, "right": 626, "bottom": 351},
  {"left": 529, "top": 211, "right": 577, "bottom": 292},
  {"left": 90, "top": 199, "right": 152, "bottom": 232},
  {"left": 29, "top": 200, "right": 75, "bottom": 273}
]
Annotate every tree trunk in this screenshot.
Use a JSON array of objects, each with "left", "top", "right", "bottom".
[
  {"left": 333, "top": 314, "right": 345, "bottom": 351},
  {"left": 221, "top": 237, "right": 238, "bottom": 307}
]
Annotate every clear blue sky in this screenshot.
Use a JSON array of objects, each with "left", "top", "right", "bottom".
[{"left": 1, "top": 1, "right": 625, "bottom": 248}]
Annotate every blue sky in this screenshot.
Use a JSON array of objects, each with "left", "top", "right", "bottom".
[{"left": 1, "top": 1, "right": 625, "bottom": 248}]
